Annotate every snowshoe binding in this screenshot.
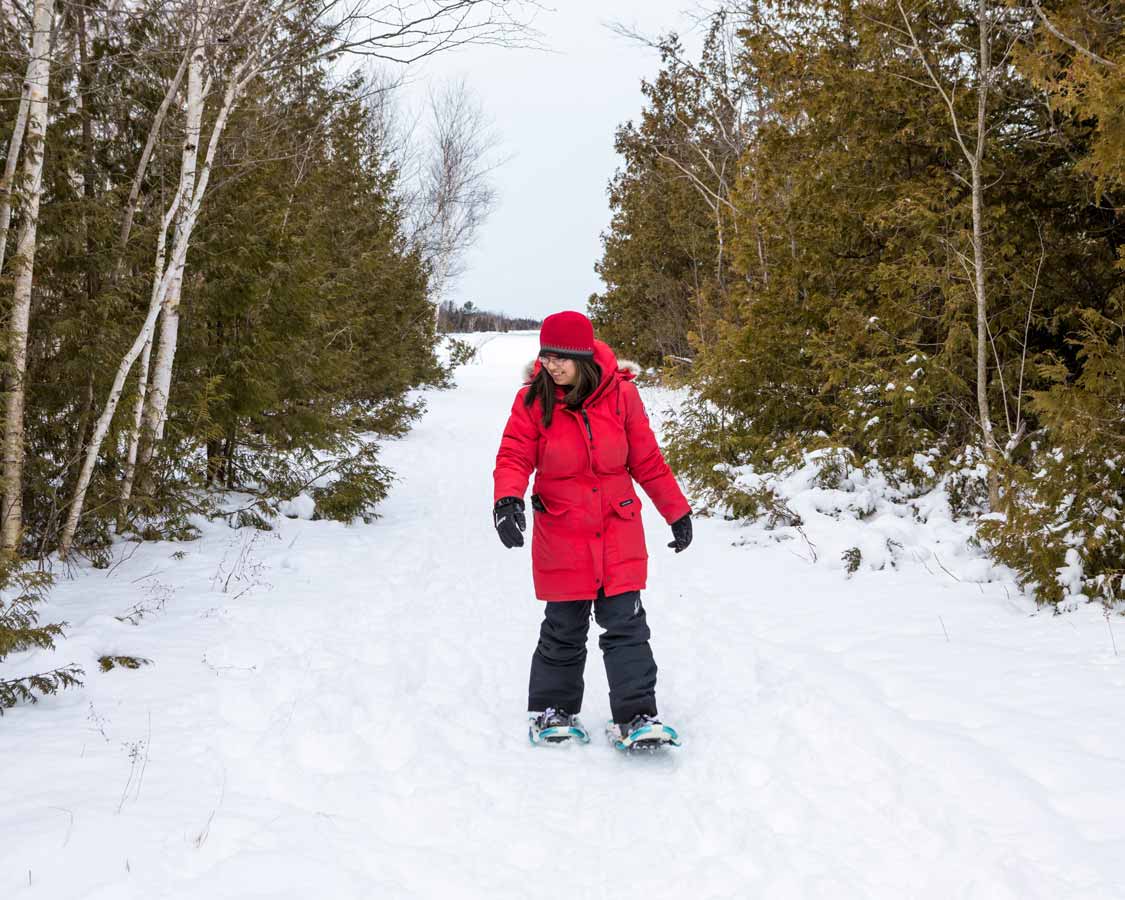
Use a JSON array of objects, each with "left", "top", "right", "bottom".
[
  {"left": 528, "top": 708, "right": 590, "bottom": 745},
  {"left": 607, "top": 714, "right": 681, "bottom": 751}
]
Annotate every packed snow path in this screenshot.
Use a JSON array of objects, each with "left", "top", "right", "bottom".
[{"left": 4, "top": 332, "right": 1124, "bottom": 899}]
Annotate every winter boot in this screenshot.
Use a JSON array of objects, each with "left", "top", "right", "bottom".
[
  {"left": 528, "top": 708, "right": 591, "bottom": 745},
  {"left": 607, "top": 714, "right": 681, "bottom": 750}
]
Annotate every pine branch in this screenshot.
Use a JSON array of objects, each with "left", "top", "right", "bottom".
[{"left": 0, "top": 664, "right": 84, "bottom": 714}]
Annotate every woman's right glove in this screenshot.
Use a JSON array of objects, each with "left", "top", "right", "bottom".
[
  {"left": 493, "top": 496, "right": 526, "bottom": 548},
  {"left": 667, "top": 513, "right": 692, "bottom": 553}
]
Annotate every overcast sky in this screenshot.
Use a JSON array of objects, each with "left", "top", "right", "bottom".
[{"left": 403, "top": 2, "right": 704, "bottom": 322}]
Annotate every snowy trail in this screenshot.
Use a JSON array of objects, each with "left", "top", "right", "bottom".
[{"left": 3, "top": 331, "right": 1124, "bottom": 899}]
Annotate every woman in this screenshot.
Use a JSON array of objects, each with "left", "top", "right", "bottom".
[{"left": 492, "top": 310, "right": 693, "bottom": 749}]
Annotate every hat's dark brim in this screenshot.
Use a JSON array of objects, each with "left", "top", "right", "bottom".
[{"left": 539, "top": 345, "right": 595, "bottom": 360}]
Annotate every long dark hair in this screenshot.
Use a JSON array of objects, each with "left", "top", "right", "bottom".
[{"left": 524, "top": 359, "right": 603, "bottom": 427}]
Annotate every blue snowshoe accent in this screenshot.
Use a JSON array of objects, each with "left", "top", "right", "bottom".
[
  {"left": 607, "top": 715, "right": 681, "bottom": 751},
  {"left": 528, "top": 708, "right": 590, "bottom": 745}
]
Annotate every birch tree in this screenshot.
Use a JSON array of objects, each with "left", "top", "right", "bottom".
[
  {"left": 117, "top": 335, "right": 154, "bottom": 530},
  {"left": 897, "top": 0, "right": 1004, "bottom": 508},
  {"left": 1, "top": 0, "right": 55, "bottom": 551},
  {"left": 132, "top": 33, "right": 213, "bottom": 484},
  {"left": 409, "top": 80, "right": 498, "bottom": 317}
]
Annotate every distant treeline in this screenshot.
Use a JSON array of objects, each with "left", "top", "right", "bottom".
[{"left": 438, "top": 301, "right": 540, "bottom": 333}]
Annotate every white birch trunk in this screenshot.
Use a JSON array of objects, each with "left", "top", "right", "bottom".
[
  {"left": 110, "top": 45, "right": 196, "bottom": 525},
  {"left": 1, "top": 0, "right": 54, "bottom": 552},
  {"left": 428, "top": 221, "right": 455, "bottom": 326},
  {"left": 140, "top": 271, "right": 182, "bottom": 449},
  {"left": 136, "top": 45, "right": 209, "bottom": 472},
  {"left": 116, "top": 331, "right": 154, "bottom": 530},
  {"left": 971, "top": 0, "right": 999, "bottom": 509},
  {"left": 898, "top": 0, "right": 999, "bottom": 507}
]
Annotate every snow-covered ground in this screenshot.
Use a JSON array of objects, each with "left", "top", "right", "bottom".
[{"left": 3, "top": 331, "right": 1123, "bottom": 899}]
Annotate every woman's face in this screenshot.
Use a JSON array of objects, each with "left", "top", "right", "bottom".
[{"left": 539, "top": 353, "right": 577, "bottom": 386}]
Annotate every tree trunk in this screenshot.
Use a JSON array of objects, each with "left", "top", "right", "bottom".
[
  {"left": 0, "top": 75, "right": 31, "bottom": 274},
  {"left": 116, "top": 331, "right": 154, "bottom": 531},
  {"left": 137, "top": 39, "right": 206, "bottom": 466},
  {"left": 137, "top": 270, "right": 183, "bottom": 469},
  {"left": 899, "top": 0, "right": 1000, "bottom": 509},
  {"left": 971, "top": 159, "right": 998, "bottom": 507},
  {"left": 76, "top": 3, "right": 98, "bottom": 302},
  {"left": 223, "top": 430, "right": 237, "bottom": 488},
  {"left": 1, "top": 0, "right": 55, "bottom": 552},
  {"left": 972, "top": 0, "right": 1000, "bottom": 510}
]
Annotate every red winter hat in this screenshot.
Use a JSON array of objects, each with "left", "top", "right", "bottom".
[{"left": 539, "top": 311, "right": 595, "bottom": 359}]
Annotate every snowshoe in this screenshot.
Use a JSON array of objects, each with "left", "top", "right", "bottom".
[
  {"left": 607, "top": 714, "right": 681, "bottom": 751},
  {"left": 528, "top": 708, "right": 590, "bottom": 745}
]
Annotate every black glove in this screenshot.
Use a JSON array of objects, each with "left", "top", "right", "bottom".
[
  {"left": 667, "top": 513, "right": 692, "bottom": 553},
  {"left": 493, "top": 496, "right": 526, "bottom": 548}
]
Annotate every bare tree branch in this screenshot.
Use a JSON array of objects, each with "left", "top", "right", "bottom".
[{"left": 1030, "top": 0, "right": 1116, "bottom": 67}]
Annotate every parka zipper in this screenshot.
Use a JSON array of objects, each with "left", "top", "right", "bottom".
[{"left": 580, "top": 409, "right": 593, "bottom": 443}]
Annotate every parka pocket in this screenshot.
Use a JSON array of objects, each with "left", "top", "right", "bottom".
[
  {"left": 607, "top": 494, "right": 647, "bottom": 563},
  {"left": 610, "top": 496, "right": 640, "bottom": 520},
  {"left": 531, "top": 494, "right": 577, "bottom": 572},
  {"left": 531, "top": 493, "right": 569, "bottom": 516}
]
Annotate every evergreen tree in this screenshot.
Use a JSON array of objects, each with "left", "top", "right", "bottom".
[
  {"left": 597, "top": 1, "right": 1123, "bottom": 606},
  {"left": 591, "top": 21, "right": 747, "bottom": 367},
  {"left": 981, "top": 2, "right": 1124, "bottom": 604}
]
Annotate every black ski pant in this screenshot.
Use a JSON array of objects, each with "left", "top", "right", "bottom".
[{"left": 527, "top": 589, "right": 658, "bottom": 724}]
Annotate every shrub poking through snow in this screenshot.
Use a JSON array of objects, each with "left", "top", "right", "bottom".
[
  {"left": 683, "top": 446, "right": 1008, "bottom": 585},
  {"left": 97, "top": 656, "right": 153, "bottom": 673},
  {"left": 670, "top": 394, "right": 1123, "bottom": 609},
  {"left": 310, "top": 448, "right": 394, "bottom": 524},
  {"left": 0, "top": 555, "right": 83, "bottom": 714},
  {"left": 974, "top": 319, "right": 1125, "bottom": 609},
  {"left": 979, "top": 449, "right": 1124, "bottom": 609}
]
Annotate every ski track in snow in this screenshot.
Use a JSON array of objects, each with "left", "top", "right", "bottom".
[{"left": 3, "top": 332, "right": 1124, "bottom": 899}]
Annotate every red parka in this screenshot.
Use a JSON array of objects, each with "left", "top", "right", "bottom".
[{"left": 493, "top": 340, "right": 691, "bottom": 601}]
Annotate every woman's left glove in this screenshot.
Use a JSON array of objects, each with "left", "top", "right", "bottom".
[
  {"left": 493, "top": 496, "right": 526, "bottom": 548},
  {"left": 667, "top": 513, "right": 692, "bottom": 553}
]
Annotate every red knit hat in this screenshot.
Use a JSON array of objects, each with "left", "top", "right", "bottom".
[{"left": 539, "top": 311, "right": 595, "bottom": 359}]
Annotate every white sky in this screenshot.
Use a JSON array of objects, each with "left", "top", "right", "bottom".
[{"left": 404, "top": 2, "right": 704, "bottom": 322}]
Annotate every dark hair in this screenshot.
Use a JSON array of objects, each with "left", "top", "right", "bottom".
[{"left": 524, "top": 359, "right": 603, "bottom": 426}]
